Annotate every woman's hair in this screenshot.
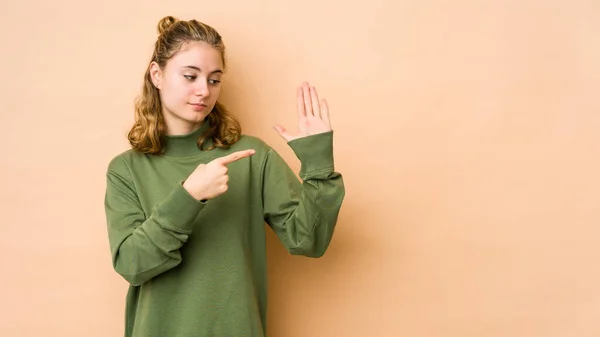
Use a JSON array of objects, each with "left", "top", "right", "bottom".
[{"left": 128, "top": 16, "right": 241, "bottom": 155}]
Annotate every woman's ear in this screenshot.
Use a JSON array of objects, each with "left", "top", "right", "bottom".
[{"left": 149, "top": 61, "right": 162, "bottom": 89}]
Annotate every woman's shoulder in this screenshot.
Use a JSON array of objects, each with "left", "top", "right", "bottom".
[
  {"left": 105, "top": 148, "right": 146, "bottom": 176},
  {"left": 233, "top": 134, "right": 274, "bottom": 154}
]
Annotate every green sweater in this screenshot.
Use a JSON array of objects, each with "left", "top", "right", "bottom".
[{"left": 104, "top": 123, "right": 345, "bottom": 337}]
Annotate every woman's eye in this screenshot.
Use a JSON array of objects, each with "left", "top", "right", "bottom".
[
  {"left": 209, "top": 79, "right": 221, "bottom": 85},
  {"left": 184, "top": 75, "right": 196, "bottom": 80}
]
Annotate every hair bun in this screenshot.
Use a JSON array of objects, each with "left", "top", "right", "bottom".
[{"left": 157, "top": 16, "right": 179, "bottom": 35}]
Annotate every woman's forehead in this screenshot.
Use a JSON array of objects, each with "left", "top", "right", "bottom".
[{"left": 168, "top": 42, "right": 223, "bottom": 70}]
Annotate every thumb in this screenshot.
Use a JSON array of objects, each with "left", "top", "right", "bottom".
[{"left": 273, "top": 125, "right": 294, "bottom": 142}]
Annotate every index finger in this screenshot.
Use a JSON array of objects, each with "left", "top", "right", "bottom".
[{"left": 214, "top": 149, "right": 256, "bottom": 165}]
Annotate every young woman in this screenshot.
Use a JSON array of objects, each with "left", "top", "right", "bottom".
[{"left": 104, "top": 15, "right": 345, "bottom": 337}]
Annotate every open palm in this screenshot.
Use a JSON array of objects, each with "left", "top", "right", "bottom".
[{"left": 274, "top": 81, "right": 332, "bottom": 142}]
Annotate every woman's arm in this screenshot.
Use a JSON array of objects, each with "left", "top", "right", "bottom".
[
  {"left": 262, "top": 131, "right": 345, "bottom": 257},
  {"left": 104, "top": 157, "right": 206, "bottom": 286},
  {"left": 264, "top": 82, "right": 345, "bottom": 257}
]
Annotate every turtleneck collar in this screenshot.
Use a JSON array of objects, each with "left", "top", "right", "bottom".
[{"left": 162, "top": 121, "right": 213, "bottom": 158}]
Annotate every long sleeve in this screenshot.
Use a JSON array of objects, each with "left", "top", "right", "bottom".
[
  {"left": 261, "top": 131, "right": 345, "bottom": 257},
  {"left": 104, "top": 157, "right": 206, "bottom": 286}
]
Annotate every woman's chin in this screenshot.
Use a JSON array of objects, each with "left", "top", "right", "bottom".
[{"left": 183, "top": 112, "right": 208, "bottom": 124}]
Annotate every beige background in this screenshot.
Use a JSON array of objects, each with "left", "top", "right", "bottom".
[{"left": 2, "top": 0, "right": 600, "bottom": 336}]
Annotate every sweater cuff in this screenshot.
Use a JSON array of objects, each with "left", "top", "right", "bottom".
[
  {"left": 154, "top": 181, "right": 206, "bottom": 232},
  {"left": 287, "top": 131, "right": 335, "bottom": 177}
]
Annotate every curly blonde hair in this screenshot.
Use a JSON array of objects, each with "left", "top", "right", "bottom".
[{"left": 128, "top": 16, "right": 241, "bottom": 155}]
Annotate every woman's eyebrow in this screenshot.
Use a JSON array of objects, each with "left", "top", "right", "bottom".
[{"left": 182, "top": 65, "right": 223, "bottom": 74}]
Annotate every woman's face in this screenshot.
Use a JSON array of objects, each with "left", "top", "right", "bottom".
[{"left": 150, "top": 42, "right": 224, "bottom": 135}]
